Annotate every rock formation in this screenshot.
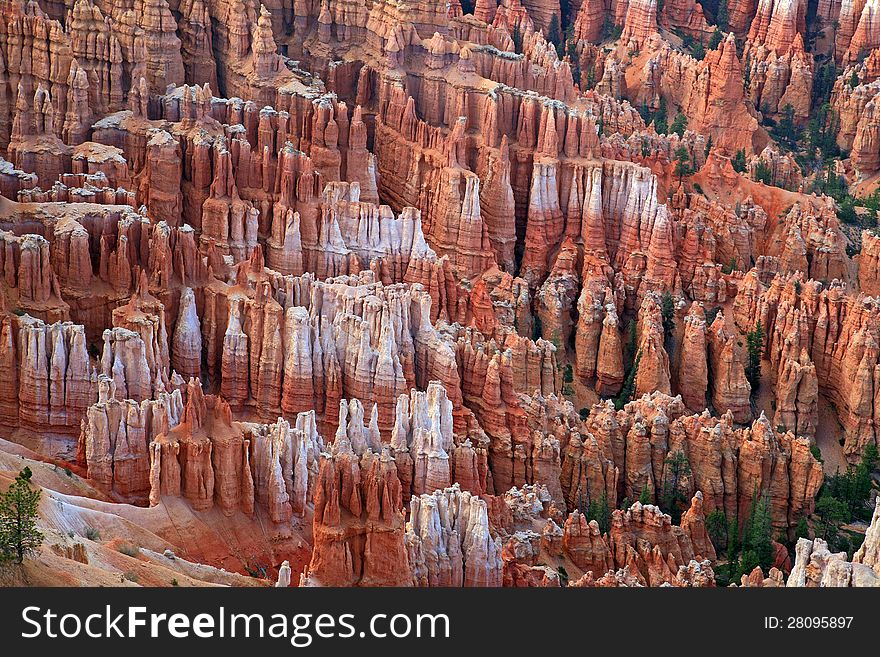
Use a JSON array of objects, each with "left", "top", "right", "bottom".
[{"left": 1, "top": 0, "right": 877, "bottom": 590}]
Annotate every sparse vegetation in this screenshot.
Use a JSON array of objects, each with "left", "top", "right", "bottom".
[
  {"left": 753, "top": 160, "right": 773, "bottom": 185},
  {"left": 118, "top": 543, "right": 140, "bottom": 558},
  {"left": 602, "top": 17, "right": 622, "bottom": 42}
]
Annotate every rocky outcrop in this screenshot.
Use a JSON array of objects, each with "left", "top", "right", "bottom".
[
  {"left": 303, "top": 434, "right": 411, "bottom": 587},
  {"left": 149, "top": 378, "right": 254, "bottom": 515},
  {"left": 581, "top": 393, "right": 823, "bottom": 531},
  {"left": 676, "top": 302, "right": 709, "bottom": 412},
  {"left": 79, "top": 375, "right": 183, "bottom": 503},
  {"left": 2, "top": 0, "right": 874, "bottom": 590},
  {"left": 733, "top": 268, "right": 880, "bottom": 461},
  {"left": 407, "top": 484, "right": 504, "bottom": 586},
  {"left": 787, "top": 497, "right": 880, "bottom": 587}
]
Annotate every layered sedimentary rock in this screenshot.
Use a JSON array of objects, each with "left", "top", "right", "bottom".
[
  {"left": 3, "top": 0, "right": 878, "bottom": 590},
  {"left": 79, "top": 375, "right": 183, "bottom": 503},
  {"left": 303, "top": 433, "right": 411, "bottom": 587},
  {"left": 734, "top": 266, "right": 880, "bottom": 460},
  {"left": 577, "top": 393, "right": 823, "bottom": 531},
  {"left": 407, "top": 484, "right": 504, "bottom": 586}
]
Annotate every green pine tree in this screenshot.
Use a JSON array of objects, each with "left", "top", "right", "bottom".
[
  {"left": 615, "top": 351, "right": 641, "bottom": 410},
  {"left": 660, "top": 451, "right": 691, "bottom": 523},
  {"left": 661, "top": 291, "right": 675, "bottom": 344},
  {"left": 653, "top": 97, "right": 668, "bottom": 135},
  {"left": 0, "top": 467, "right": 44, "bottom": 564},
  {"left": 670, "top": 113, "right": 687, "bottom": 138},
  {"left": 586, "top": 492, "right": 611, "bottom": 533},
  {"left": 674, "top": 145, "right": 691, "bottom": 183},
  {"left": 706, "top": 509, "right": 728, "bottom": 552},
  {"left": 732, "top": 148, "right": 747, "bottom": 173},
  {"left": 745, "top": 320, "right": 765, "bottom": 395}
]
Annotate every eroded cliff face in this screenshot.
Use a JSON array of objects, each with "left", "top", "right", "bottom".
[{"left": 1, "top": 0, "right": 878, "bottom": 588}]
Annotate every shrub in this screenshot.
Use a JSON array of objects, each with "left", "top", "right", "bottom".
[{"left": 118, "top": 543, "right": 140, "bottom": 558}]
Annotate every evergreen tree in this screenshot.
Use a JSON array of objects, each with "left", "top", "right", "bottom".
[
  {"left": 705, "top": 135, "right": 713, "bottom": 159},
  {"left": 512, "top": 23, "right": 523, "bottom": 53},
  {"left": 586, "top": 492, "right": 611, "bottom": 533},
  {"left": 661, "top": 291, "right": 675, "bottom": 345},
  {"left": 726, "top": 514, "right": 740, "bottom": 567},
  {"left": 708, "top": 28, "right": 723, "bottom": 50},
  {"left": 716, "top": 0, "right": 729, "bottom": 30},
  {"left": 795, "top": 516, "right": 810, "bottom": 540},
  {"left": 0, "top": 467, "right": 43, "bottom": 564},
  {"left": 706, "top": 509, "right": 727, "bottom": 552},
  {"left": 812, "top": 62, "right": 837, "bottom": 107},
  {"left": 639, "top": 483, "right": 652, "bottom": 505},
  {"left": 849, "top": 70, "right": 860, "bottom": 88},
  {"left": 653, "top": 97, "right": 668, "bottom": 135},
  {"left": 753, "top": 160, "right": 773, "bottom": 185},
  {"left": 660, "top": 451, "right": 691, "bottom": 523},
  {"left": 670, "top": 113, "right": 687, "bottom": 138},
  {"left": 815, "top": 494, "right": 848, "bottom": 540},
  {"left": 706, "top": 509, "right": 728, "bottom": 552},
  {"left": 745, "top": 320, "right": 764, "bottom": 394},
  {"left": 674, "top": 145, "right": 691, "bottom": 182},
  {"left": 732, "top": 148, "right": 747, "bottom": 172},
  {"left": 547, "top": 15, "right": 563, "bottom": 55},
  {"left": 615, "top": 351, "right": 641, "bottom": 410},
  {"left": 773, "top": 104, "right": 800, "bottom": 151},
  {"left": 743, "top": 491, "right": 773, "bottom": 571}
]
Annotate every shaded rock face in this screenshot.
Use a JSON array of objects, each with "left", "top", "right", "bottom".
[{"left": 2, "top": 0, "right": 878, "bottom": 589}]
